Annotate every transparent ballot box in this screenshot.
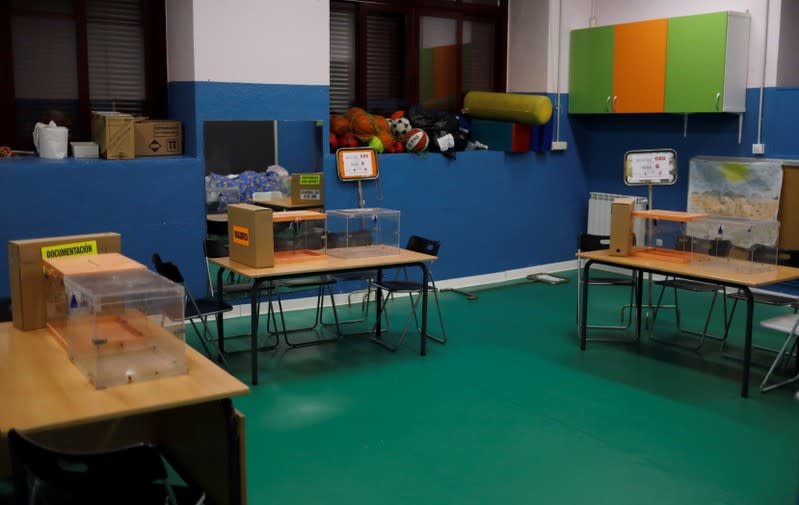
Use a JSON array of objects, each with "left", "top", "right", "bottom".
[
  {"left": 632, "top": 211, "right": 781, "bottom": 273},
  {"left": 44, "top": 253, "right": 187, "bottom": 389},
  {"left": 273, "top": 210, "right": 327, "bottom": 262},
  {"left": 688, "top": 216, "right": 781, "bottom": 273},
  {"left": 326, "top": 208, "right": 401, "bottom": 258},
  {"left": 631, "top": 210, "right": 709, "bottom": 262}
]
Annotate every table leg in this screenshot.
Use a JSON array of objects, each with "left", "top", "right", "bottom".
[
  {"left": 420, "top": 263, "right": 429, "bottom": 357},
  {"left": 579, "top": 260, "right": 593, "bottom": 350},
  {"left": 375, "top": 268, "right": 383, "bottom": 337},
  {"left": 636, "top": 269, "right": 643, "bottom": 340},
  {"left": 741, "top": 286, "right": 754, "bottom": 398},
  {"left": 216, "top": 268, "right": 226, "bottom": 353},
  {"left": 251, "top": 280, "right": 260, "bottom": 385}
]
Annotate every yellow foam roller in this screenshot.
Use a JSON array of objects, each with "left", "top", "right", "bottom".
[{"left": 464, "top": 91, "right": 553, "bottom": 125}]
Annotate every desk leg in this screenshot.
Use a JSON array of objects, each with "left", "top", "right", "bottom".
[
  {"left": 420, "top": 263, "right": 429, "bottom": 357},
  {"left": 741, "top": 287, "right": 754, "bottom": 398},
  {"left": 375, "top": 268, "right": 384, "bottom": 337},
  {"left": 216, "top": 268, "right": 226, "bottom": 353},
  {"left": 636, "top": 269, "right": 643, "bottom": 340},
  {"left": 579, "top": 260, "right": 593, "bottom": 350},
  {"left": 251, "top": 281, "right": 260, "bottom": 385}
]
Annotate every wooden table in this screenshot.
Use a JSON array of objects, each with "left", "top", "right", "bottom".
[
  {"left": 0, "top": 323, "right": 250, "bottom": 504},
  {"left": 209, "top": 249, "right": 438, "bottom": 385},
  {"left": 577, "top": 249, "right": 799, "bottom": 397}
]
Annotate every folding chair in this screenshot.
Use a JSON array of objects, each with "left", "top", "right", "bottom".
[
  {"left": 152, "top": 253, "right": 232, "bottom": 367},
  {"left": 576, "top": 233, "right": 638, "bottom": 341},
  {"left": 721, "top": 244, "right": 798, "bottom": 359},
  {"left": 370, "top": 235, "right": 446, "bottom": 351},
  {"left": 650, "top": 236, "right": 730, "bottom": 351},
  {"left": 8, "top": 429, "right": 205, "bottom": 504},
  {"left": 757, "top": 308, "right": 799, "bottom": 393}
]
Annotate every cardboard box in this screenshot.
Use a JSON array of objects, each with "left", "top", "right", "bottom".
[
  {"left": 290, "top": 173, "right": 324, "bottom": 205},
  {"left": 8, "top": 233, "right": 122, "bottom": 331},
  {"left": 91, "top": 112, "right": 135, "bottom": 159},
  {"left": 227, "top": 204, "right": 274, "bottom": 268},
  {"left": 610, "top": 198, "right": 634, "bottom": 256},
  {"left": 135, "top": 119, "right": 183, "bottom": 156}
]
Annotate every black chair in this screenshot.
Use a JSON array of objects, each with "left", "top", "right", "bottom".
[
  {"left": 370, "top": 235, "right": 446, "bottom": 351},
  {"left": 650, "top": 236, "right": 731, "bottom": 350},
  {"left": 204, "top": 238, "right": 254, "bottom": 297},
  {"left": 8, "top": 429, "right": 205, "bottom": 505},
  {"left": 152, "top": 253, "right": 232, "bottom": 367},
  {"left": 721, "top": 244, "right": 799, "bottom": 360},
  {"left": 576, "top": 233, "right": 638, "bottom": 340}
]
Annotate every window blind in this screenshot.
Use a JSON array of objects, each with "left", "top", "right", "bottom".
[{"left": 330, "top": 9, "right": 355, "bottom": 115}]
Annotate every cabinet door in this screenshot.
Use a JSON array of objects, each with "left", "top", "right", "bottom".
[
  {"left": 613, "top": 19, "right": 668, "bottom": 113},
  {"left": 569, "top": 26, "right": 614, "bottom": 113},
  {"left": 664, "top": 12, "right": 728, "bottom": 113}
]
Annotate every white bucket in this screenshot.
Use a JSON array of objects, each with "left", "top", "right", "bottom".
[{"left": 33, "top": 121, "right": 69, "bottom": 159}]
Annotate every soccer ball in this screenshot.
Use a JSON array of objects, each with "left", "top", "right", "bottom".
[{"left": 390, "top": 118, "right": 412, "bottom": 138}]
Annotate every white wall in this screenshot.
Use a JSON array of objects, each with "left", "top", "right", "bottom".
[
  {"left": 533, "top": 0, "right": 782, "bottom": 93},
  {"left": 507, "top": 0, "right": 550, "bottom": 92},
  {"left": 166, "top": 0, "right": 195, "bottom": 82},
  {"left": 189, "top": 0, "right": 329, "bottom": 85}
]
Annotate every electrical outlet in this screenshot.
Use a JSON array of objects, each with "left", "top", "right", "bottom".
[
  {"left": 551, "top": 141, "right": 568, "bottom": 151},
  {"left": 752, "top": 143, "right": 765, "bottom": 155}
]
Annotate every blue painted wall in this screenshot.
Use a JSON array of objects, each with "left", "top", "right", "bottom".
[{"left": 3, "top": 85, "right": 798, "bottom": 300}]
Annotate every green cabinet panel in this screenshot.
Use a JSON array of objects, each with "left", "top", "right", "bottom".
[
  {"left": 664, "top": 12, "right": 728, "bottom": 112},
  {"left": 569, "top": 26, "right": 614, "bottom": 113}
]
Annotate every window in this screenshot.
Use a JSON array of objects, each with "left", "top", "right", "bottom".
[
  {"left": 330, "top": 0, "right": 506, "bottom": 115},
  {"left": 0, "top": 0, "right": 167, "bottom": 150}
]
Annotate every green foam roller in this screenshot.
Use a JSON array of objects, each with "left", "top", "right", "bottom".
[{"left": 464, "top": 91, "right": 553, "bottom": 125}]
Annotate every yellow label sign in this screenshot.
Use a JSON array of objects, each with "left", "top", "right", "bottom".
[
  {"left": 299, "top": 174, "right": 321, "bottom": 185},
  {"left": 41, "top": 240, "right": 98, "bottom": 260},
  {"left": 232, "top": 225, "right": 250, "bottom": 246}
]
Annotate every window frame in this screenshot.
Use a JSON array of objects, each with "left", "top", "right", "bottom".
[
  {"left": 331, "top": 0, "right": 507, "bottom": 115},
  {"left": 0, "top": 0, "right": 167, "bottom": 149}
]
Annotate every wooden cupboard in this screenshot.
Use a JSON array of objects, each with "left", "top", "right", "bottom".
[{"left": 569, "top": 11, "right": 750, "bottom": 114}]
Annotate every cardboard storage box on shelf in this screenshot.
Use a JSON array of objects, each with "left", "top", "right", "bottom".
[
  {"left": 227, "top": 204, "right": 274, "bottom": 268},
  {"left": 91, "top": 112, "right": 135, "bottom": 159},
  {"left": 135, "top": 119, "right": 183, "bottom": 156},
  {"left": 290, "top": 172, "right": 324, "bottom": 205},
  {"left": 8, "top": 233, "right": 122, "bottom": 331}
]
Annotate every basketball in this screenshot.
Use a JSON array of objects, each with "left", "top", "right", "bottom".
[
  {"left": 350, "top": 112, "right": 378, "bottom": 141},
  {"left": 390, "top": 118, "right": 411, "bottom": 138},
  {"left": 404, "top": 128, "right": 428, "bottom": 152}
]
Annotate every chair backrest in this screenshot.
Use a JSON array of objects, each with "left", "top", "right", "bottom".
[
  {"left": 204, "top": 239, "right": 228, "bottom": 259},
  {"left": 8, "top": 429, "right": 169, "bottom": 503},
  {"left": 406, "top": 235, "right": 440, "bottom": 256},
  {"left": 579, "top": 233, "right": 611, "bottom": 252},
  {"left": 152, "top": 253, "right": 185, "bottom": 284}
]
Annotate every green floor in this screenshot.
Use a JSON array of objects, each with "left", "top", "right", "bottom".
[{"left": 206, "top": 270, "right": 799, "bottom": 505}]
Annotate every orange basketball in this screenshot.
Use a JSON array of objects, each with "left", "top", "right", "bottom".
[
  {"left": 345, "top": 107, "right": 366, "bottom": 120},
  {"left": 330, "top": 115, "right": 350, "bottom": 136},
  {"left": 377, "top": 129, "right": 394, "bottom": 150},
  {"left": 350, "top": 112, "right": 377, "bottom": 141},
  {"left": 373, "top": 115, "right": 390, "bottom": 134}
]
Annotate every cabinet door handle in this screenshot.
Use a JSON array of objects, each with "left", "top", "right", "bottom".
[
  {"left": 606, "top": 96, "right": 611, "bottom": 112},
  {"left": 612, "top": 95, "right": 618, "bottom": 113},
  {"left": 715, "top": 92, "right": 721, "bottom": 111}
]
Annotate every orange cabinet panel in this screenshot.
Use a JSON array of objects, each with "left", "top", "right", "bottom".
[{"left": 612, "top": 19, "right": 668, "bottom": 113}]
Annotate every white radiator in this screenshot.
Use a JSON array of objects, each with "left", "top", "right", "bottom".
[{"left": 587, "top": 192, "right": 648, "bottom": 240}]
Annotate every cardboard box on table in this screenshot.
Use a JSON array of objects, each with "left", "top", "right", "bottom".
[
  {"left": 289, "top": 173, "right": 324, "bottom": 205},
  {"left": 8, "top": 233, "right": 122, "bottom": 331},
  {"left": 609, "top": 198, "right": 634, "bottom": 256},
  {"left": 227, "top": 204, "right": 275, "bottom": 268}
]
